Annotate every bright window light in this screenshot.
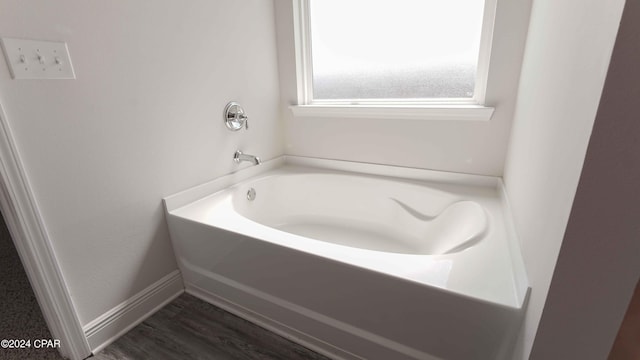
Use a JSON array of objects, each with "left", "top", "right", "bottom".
[{"left": 308, "top": 0, "right": 487, "bottom": 101}]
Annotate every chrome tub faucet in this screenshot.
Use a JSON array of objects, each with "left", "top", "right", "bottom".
[{"left": 233, "top": 150, "right": 261, "bottom": 165}]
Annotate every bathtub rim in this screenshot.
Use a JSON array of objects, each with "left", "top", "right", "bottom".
[{"left": 164, "top": 155, "right": 499, "bottom": 213}]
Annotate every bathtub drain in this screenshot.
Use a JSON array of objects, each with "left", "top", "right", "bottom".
[{"left": 247, "top": 188, "right": 256, "bottom": 201}]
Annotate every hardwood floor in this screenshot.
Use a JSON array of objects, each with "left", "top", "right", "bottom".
[{"left": 91, "top": 293, "right": 331, "bottom": 360}]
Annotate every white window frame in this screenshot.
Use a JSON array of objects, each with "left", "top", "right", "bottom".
[{"left": 289, "top": 0, "right": 497, "bottom": 121}]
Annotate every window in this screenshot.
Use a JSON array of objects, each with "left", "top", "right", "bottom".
[{"left": 291, "top": 0, "right": 496, "bottom": 120}]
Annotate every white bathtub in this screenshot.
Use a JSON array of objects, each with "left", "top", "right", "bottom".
[{"left": 164, "top": 156, "right": 529, "bottom": 360}]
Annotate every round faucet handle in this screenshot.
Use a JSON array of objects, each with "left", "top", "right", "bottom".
[{"left": 224, "top": 102, "right": 249, "bottom": 131}]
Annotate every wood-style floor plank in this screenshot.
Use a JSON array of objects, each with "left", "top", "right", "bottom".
[{"left": 91, "top": 293, "right": 331, "bottom": 360}]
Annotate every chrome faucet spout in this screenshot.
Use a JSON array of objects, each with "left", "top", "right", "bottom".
[{"left": 233, "top": 150, "right": 261, "bottom": 165}]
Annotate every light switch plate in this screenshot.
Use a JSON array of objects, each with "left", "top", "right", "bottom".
[{"left": 1, "top": 38, "right": 75, "bottom": 79}]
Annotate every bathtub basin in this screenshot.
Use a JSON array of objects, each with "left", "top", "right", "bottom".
[{"left": 164, "top": 156, "right": 529, "bottom": 360}]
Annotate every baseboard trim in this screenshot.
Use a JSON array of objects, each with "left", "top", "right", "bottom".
[{"left": 83, "top": 270, "right": 184, "bottom": 354}]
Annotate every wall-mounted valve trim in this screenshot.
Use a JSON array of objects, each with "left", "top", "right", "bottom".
[{"left": 224, "top": 101, "right": 249, "bottom": 131}]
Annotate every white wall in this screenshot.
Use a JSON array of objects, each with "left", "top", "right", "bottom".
[
  {"left": 0, "top": 0, "right": 282, "bottom": 326},
  {"left": 274, "top": 0, "right": 532, "bottom": 177},
  {"left": 529, "top": 0, "right": 640, "bottom": 357},
  {"left": 502, "top": 0, "right": 625, "bottom": 358}
]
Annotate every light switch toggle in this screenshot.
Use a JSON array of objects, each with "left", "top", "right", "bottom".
[{"left": 0, "top": 38, "right": 75, "bottom": 79}]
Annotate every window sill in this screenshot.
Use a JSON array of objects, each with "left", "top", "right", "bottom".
[{"left": 289, "top": 104, "right": 494, "bottom": 121}]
